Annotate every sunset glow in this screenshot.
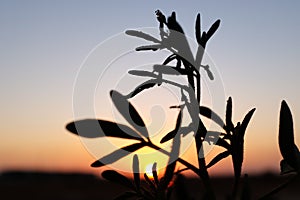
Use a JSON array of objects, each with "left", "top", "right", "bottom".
[{"left": 1, "top": 1, "right": 300, "bottom": 179}]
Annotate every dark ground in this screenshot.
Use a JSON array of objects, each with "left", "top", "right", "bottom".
[{"left": 0, "top": 171, "right": 299, "bottom": 200}]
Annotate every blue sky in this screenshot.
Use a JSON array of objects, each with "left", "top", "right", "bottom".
[{"left": 0, "top": 1, "right": 300, "bottom": 175}]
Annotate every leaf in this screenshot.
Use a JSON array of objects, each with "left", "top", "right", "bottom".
[
  {"left": 226, "top": 97, "right": 234, "bottom": 132},
  {"left": 129, "top": 80, "right": 157, "bottom": 98},
  {"left": 163, "top": 54, "right": 177, "bottom": 65},
  {"left": 128, "top": 70, "right": 158, "bottom": 78},
  {"left": 132, "top": 154, "right": 140, "bottom": 191},
  {"left": 199, "top": 106, "right": 225, "bottom": 128},
  {"left": 202, "top": 65, "right": 214, "bottom": 80},
  {"left": 199, "top": 31, "right": 207, "bottom": 47},
  {"left": 152, "top": 162, "right": 159, "bottom": 186},
  {"left": 160, "top": 133, "right": 180, "bottom": 189},
  {"left": 155, "top": 10, "right": 166, "bottom": 28},
  {"left": 279, "top": 100, "right": 299, "bottom": 169},
  {"left": 215, "top": 138, "right": 231, "bottom": 150},
  {"left": 207, "top": 151, "right": 230, "bottom": 168},
  {"left": 91, "top": 142, "right": 145, "bottom": 167},
  {"left": 160, "top": 130, "right": 178, "bottom": 144},
  {"left": 205, "top": 19, "right": 221, "bottom": 41},
  {"left": 125, "top": 30, "right": 160, "bottom": 43},
  {"left": 195, "top": 13, "right": 201, "bottom": 44},
  {"left": 153, "top": 64, "right": 187, "bottom": 75},
  {"left": 136, "top": 44, "right": 161, "bottom": 51},
  {"left": 162, "top": 54, "right": 183, "bottom": 69},
  {"left": 231, "top": 122, "right": 244, "bottom": 179},
  {"left": 167, "top": 12, "right": 184, "bottom": 34},
  {"left": 160, "top": 110, "right": 182, "bottom": 143},
  {"left": 110, "top": 90, "right": 149, "bottom": 138},
  {"left": 240, "top": 108, "right": 256, "bottom": 137},
  {"left": 66, "top": 119, "right": 142, "bottom": 140},
  {"left": 143, "top": 173, "right": 156, "bottom": 191},
  {"left": 102, "top": 170, "right": 135, "bottom": 190}
]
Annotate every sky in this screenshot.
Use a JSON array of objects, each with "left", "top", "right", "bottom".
[{"left": 0, "top": 1, "right": 300, "bottom": 177}]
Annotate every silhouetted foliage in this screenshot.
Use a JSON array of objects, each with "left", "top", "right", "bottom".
[{"left": 65, "top": 9, "right": 299, "bottom": 200}]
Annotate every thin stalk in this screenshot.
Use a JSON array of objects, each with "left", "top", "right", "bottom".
[
  {"left": 195, "top": 127, "right": 215, "bottom": 199},
  {"left": 147, "top": 142, "right": 200, "bottom": 176},
  {"left": 191, "top": 62, "right": 215, "bottom": 199}
]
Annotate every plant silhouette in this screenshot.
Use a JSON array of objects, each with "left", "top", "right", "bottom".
[{"left": 66, "top": 10, "right": 299, "bottom": 200}]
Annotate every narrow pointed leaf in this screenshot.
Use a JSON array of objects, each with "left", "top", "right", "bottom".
[
  {"left": 162, "top": 54, "right": 183, "bottom": 69},
  {"left": 240, "top": 108, "right": 256, "bottom": 137},
  {"left": 207, "top": 151, "right": 230, "bottom": 168},
  {"left": 153, "top": 65, "right": 181, "bottom": 75},
  {"left": 91, "top": 142, "right": 145, "bottom": 167},
  {"left": 199, "top": 31, "right": 207, "bottom": 47},
  {"left": 167, "top": 13, "right": 184, "bottom": 33},
  {"left": 279, "top": 101, "right": 299, "bottom": 169},
  {"left": 155, "top": 10, "right": 166, "bottom": 28},
  {"left": 202, "top": 65, "right": 214, "bottom": 80},
  {"left": 125, "top": 30, "right": 160, "bottom": 43},
  {"left": 176, "top": 57, "right": 182, "bottom": 68},
  {"left": 143, "top": 173, "right": 156, "bottom": 191},
  {"left": 199, "top": 106, "right": 225, "bottom": 128},
  {"left": 160, "top": 110, "right": 182, "bottom": 143},
  {"left": 226, "top": 97, "right": 234, "bottom": 131},
  {"left": 155, "top": 65, "right": 187, "bottom": 75},
  {"left": 129, "top": 80, "right": 156, "bottom": 98},
  {"left": 175, "top": 110, "right": 182, "bottom": 130},
  {"left": 132, "top": 154, "right": 140, "bottom": 191},
  {"left": 231, "top": 123, "right": 244, "bottom": 179},
  {"left": 102, "top": 170, "right": 135, "bottom": 190},
  {"left": 171, "top": 12, "right": 176, "bottom": 20},
  {"left": 128, "top": 70, "right": 158, "bottom": 78},
  {"left": 152, "top": 162, "right": 159, "bottom": 186},
  {"left": 160, "top": 134, "right": 180, "bottom": 189},
  {"left": 206, "top": 19, "right": 221, "bottom": 41},
  {"left": 163, "top": 54, "right": 177, "bottom": 65},
  {"left": 195, "top": 13, "right": 201, "bottom": 44},
  {"left": 110, "top": 90, "right": 148, "bottom": 138},
  {"left": 136, "top": 44, "right": 161, "bottom": 51},
  {"left": 160, "top": 130, "right": 179, "bottom": 144},
  {"left": 66, "top": 119, "right": 142, "bottom": 140},
  {"left": 216, "top": 138, "right": 231, "bottom": 150}
]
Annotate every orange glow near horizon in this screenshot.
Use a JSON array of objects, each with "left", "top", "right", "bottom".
[{"left": 0, "top": 103, "right": 292, "bottom": 178}]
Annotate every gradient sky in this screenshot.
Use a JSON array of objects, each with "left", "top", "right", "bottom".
[{"left": 1, "top": 1, "right": 300, "bottom": 177}]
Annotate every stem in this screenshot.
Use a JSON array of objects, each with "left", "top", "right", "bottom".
[
  {"left": 195, "top": 128, "right": 215, "bottom": 199},
  {"left": 232, "top": 177, "right": 239, "bottom": 199},
  {"left": 191, "top": 62, "right": 215, "bottom": 199},
  {"left": 147, "top": 142, "right": 200, "bottom": 176}
]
